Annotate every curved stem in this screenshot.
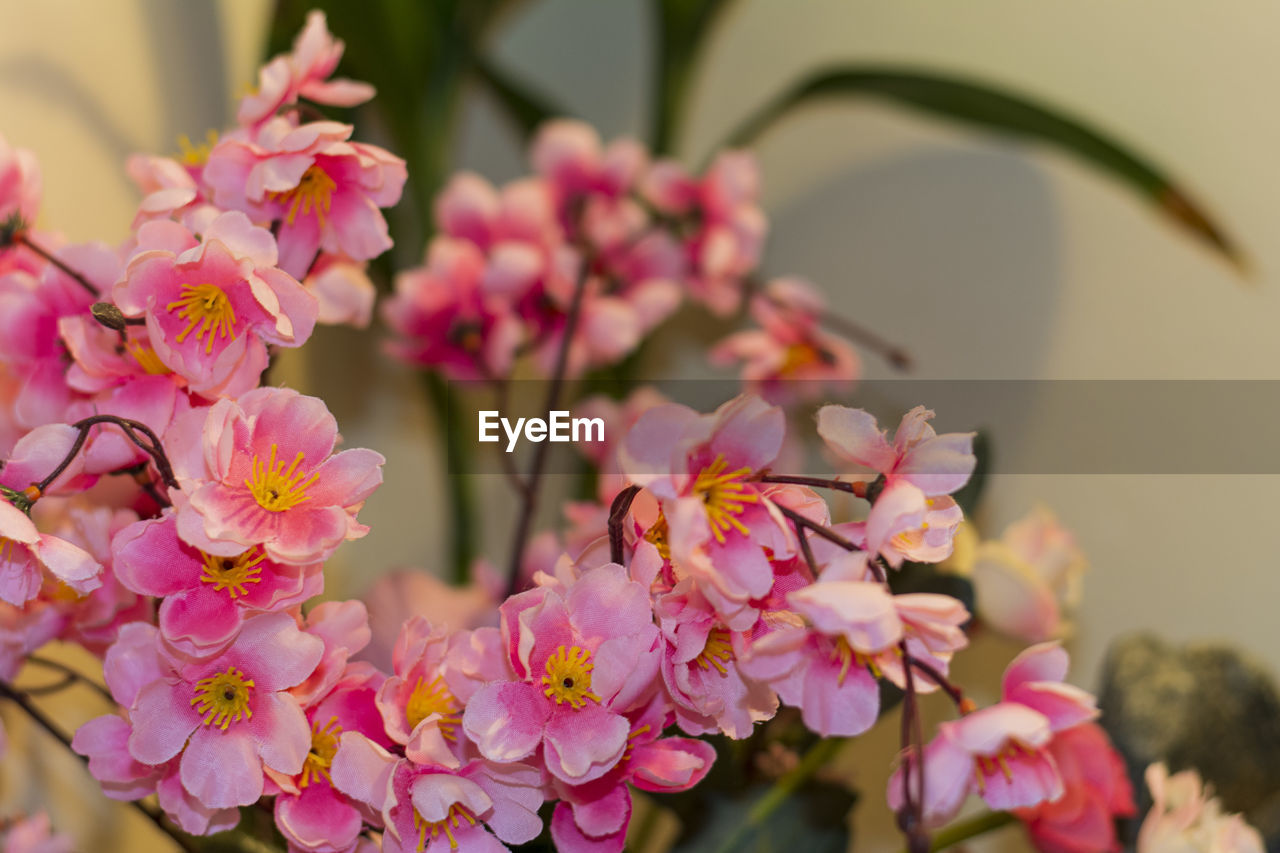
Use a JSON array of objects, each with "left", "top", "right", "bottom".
[
  {"left": 0, "top": 681, "right": 199, "bottom": 852},
  {"left": 13, "top": 233, "right": 99, "bottom": 296},
  {"left": 899, "top": 810, "right": 1016, "bottom": 853},
  {"left": 26, "top": 655, "right": 114, "bottom": 703},
  {"left": 757, "top": 473, "right": 867, "bottom": 497},
  {"left": 33, "top": 415, "right": 178, "bottom": 497}
]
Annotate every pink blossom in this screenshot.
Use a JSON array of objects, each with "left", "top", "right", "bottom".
[
  {"left": 1, "top": 813, "right": 72, "bottom": 853},
  {"left": 113, "top": 511, "right": 320, "bottom": 659},
  {"left": 331, "top": 735, "right": 544, "bottom": 853},
  {"left": 1014, "top": 723, "right": 1135, "bottom": 853},
  {"left": 711, "top": 278, "right": 858, "bottom": 403},
  {"left": 817, "top": 404, "right": 975, "bottom": 566},
  {"left": 167, "top": 386, "right": 384, "bottom": 565},
  {"left": 127, "top": 611, "right": 324, "bottom": 809},
  {"left": 238, "top": 11, "right": 375, "bottom": 128},
  {"left": 531, "top": 120, "right": 647, "bottom": 204},
  {"left": 361, "top": 569, "right": 500, "bottom": 673},
  {"left": 0, "top": 424, "right": 101, "bottom": 606},
  {"left": 550, "top": 695, "right": 716, "bottom": 853},
  {"left": 0, "top": 133, "right": 41, "bottom": 224},
  {"left": 112, "top": 212, "right": 317, "bottom": 396},
  {"left": 462, "top": 564, "right": 659, "bottom": 783},
  {"left": 305, "top": 255, "right": 376, "bottom": 327},
  {"left": 971, "top": 506, "right": 1087, "bottom": 643},
  {"left": 290, "top": 600, "right": 375, "bottom": 708},
  {"left": 204, "top": 119, "right": 405, "bottom": 278},
  {"left": 1137, "top": 763, "right": 1264, "bottom": 853}
]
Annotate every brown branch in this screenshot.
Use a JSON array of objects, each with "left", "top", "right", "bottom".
[
  {"left": 14, "top": 233, "right": 100, "bottom": 296},
  {"left": 607, "top": 485, "right": 640, "bottom": 565}
]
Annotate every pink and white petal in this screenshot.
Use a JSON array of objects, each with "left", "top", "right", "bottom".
[
  {"left": 573, "top": 785, "right": 632, "bottom": 839},
  {"left": 306, "top": 448, "right": 386, "bottom": 507},
  {"left": 158, "top": 586, "right": 242, "bottom": 659},
  {"left": 128, "top": 679, "right": 201, "bottom": 765},
  {"left": 630, "top": 737, "right": 717, "bottom": 792},
  {"left": 816, "top": 406, "right": 896, "bottom": 473},
  {"left": 550, "top": 802, "right": 626, "bottom": 853},
  {"left": 32, "top": 533, "right": 102, "bottom": 593},
  {"left": 276, "top": 784, "right": 363, "bottom": 852},
  {"left": 329, "top": 732, "right": 397, "bottom": 812},
  {"left": 411, "top": 773, "right": 492, "bottom": 824},
  {"left": 542, "top": 706, "right": 629, "bottom": 783},
  {"left": 181, "top": 726, "right": 265, "bottom": 808},
  {"left": 799, "top": 657, "right": 880, "bottom": 737},
  {"left": 462, "top": 682, "right": 549, "bottom": 763},
  {"left": 897, "top": 433, "right": 977, "bottom": 496},
  {"left": 248, "top": 691, "right": 312, "bottom": 776}
]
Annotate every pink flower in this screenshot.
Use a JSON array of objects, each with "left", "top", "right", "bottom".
[
  {"left": 127, "top": 611, "right": 324, "bottom": 809},
  {"left": 361, "top": 569, "right": 500, "bottom": 673},
  {"left": 1138, "top": 764, "right": 1264, "bottom": 853},
  {"left": 462, "top": 564, "right": 659, "bottom": 784},
  {"left": 167, "top": 386, "right": 384, "bottom": 565},
  {"left": 0, "top": 133, "right": 41, "bottom": 224},
  {"left": 272, "top": 669, "right": 394, "bottom": 853},
  {"left": 711, "top": 278, "right": 858, "bottom": 403},
  {"left": 1014, "top": 723, "right": 1135, "bottom": 853},
  {"left": 331, "top": 735, "right": 545, "bottom": 853},
  {"left": 204, "top": 119, "right": 405, "bottom": 278},
  {"left": 113, "top": 510, "right": 320, "bottom": 659},
  {"left": 971, "top": 506, "right": 1087, "bottom": 643},
  {"left": 817, "top": 405, "right": 976, "bottom": 566},
  {"left": 0, "top": 424, "right": 101, "bottom": 606},
  {"left": 531, "top": 120, "right": 647, "bottom": 205},
  {"left": 305, "top": 255, "right": 376, "bottom": 328},
  {"left": 550, "top": 695, "right": 716, "bottom": 853},
  {"left": 1, "top": 813, "right": 72, "bottom": 853},
  {"left": 238, "top": 11, "right": 376, "bottom": 128},
  {"left": 887, "top": 642, "right": 1098, "bottom": 826},
  {"left": 620, "top": 394, "right": 799, "bottom": 627},
  {"left": 112, "top": 211, "right": 318, "bottom": 396}
]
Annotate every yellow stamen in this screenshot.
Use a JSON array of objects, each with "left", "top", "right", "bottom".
[
  {"left": 542, "top": 645, "right": 601, "bottom": 710},
  {"left": 695, "top": 628, "right": 734, "bottom": 675},
  {"left": 245, "top": 444, "right": 321, "bottom": 512},
  {"left": 643, "top": 512, "right": 671, "bottom": 560},
  {"left": 268, "top": 165, "right": 336, "bottom": 228},
  {"left": 299, "top": 716, "right": 341, "bottom": 788},
  {"left": 125, "top": 339, "right": 171, "bottom": 375},
  {"left": 177, "top": 129, "right": 219, "bottom": 167},
  {"left": 413, "top": 804, "right": 477, "bottom": 852},
  {"left": 692, "top": 454, "right": 759, "bottom": 544},
  {"left": 779, "top": 341, "right": 832, "bottom": 375},
  {"left": 405, "top": 675, "right": 461, "bottom": 740},
  {"left": 190, "top": 666, "right": 254, "bottom": 730},
  {"left": 829, "top": 637, "right": 882, "bottom": 686},
  {"left": 198, "top": 548, "right": 266, "bottom": 599},
  {"left": 165, "top": 283, "right": 237, "bottom": 355}
]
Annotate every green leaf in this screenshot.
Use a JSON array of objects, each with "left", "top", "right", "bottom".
[
  {"left": 670, "top": 780, "right": 856, "bottom": 853},
  {"left": 653, "top": 0, "right": 739, "bottom": 154},
  {"left": 473, "top": 55, "right": 568, "bottom": 141},
  {"left": 722, "top": 66, "right": 1243, "bottom": 269}
]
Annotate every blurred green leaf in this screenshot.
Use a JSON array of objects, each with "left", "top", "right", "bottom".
[
  {"left": 653, "top": 0, "right": 739, "bottom": 154},
  {"left": 669, "top": 781, "right": 855, "bottom": 853},
  {"left": 722, "top": 66, "right": 1243, "bottom": 269}
]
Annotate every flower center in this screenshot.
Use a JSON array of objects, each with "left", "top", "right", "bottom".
[
  {"left": 643, "top": 512, "right": 671, "bottom": 560},
  {"left": 973, "top": 740, "right": 1035, "bottom": 794},
  {"left": 165, "top": 283, "right": 237, "bottom": 355},
  {"left": 190, "top": 666, "right": 254, "bottom": 730},
  {"left": 199, "top": 548, "right": 266, "bottom": 599},
  {"left": 299, "top": 715, "right": 341, "bottom": 788},
  {"left": 830, "top": 636, "right": 881, "bottom": 686},
  {"left": 542, "top": 645, "right": 601, "bottom": 710},
  {"left": 405, "top": 675, "right": 461, "bottom": 739},
  {"left": 177, "top": 130, "right": 218, "bottom": 167},
  {"left": 779, "top": 341, "right": 831, "bottom": 375},
  {"left": 125, "top": 340, "right": 171, "bottom": 375},
  {"left": 413, "top": 804, "right": 477, "bottom": 852},
  {"left": 245, "top": 444, "right": 320, "bottom": 512},
  {"left": 695, "top": 628, "right": 734, "bottom": 675},
  {"left": 270, "top": 165, "right": 336, "bottom": 228},
  {"left": 692, "top": 454, "right": 758, "bottom": 544}
]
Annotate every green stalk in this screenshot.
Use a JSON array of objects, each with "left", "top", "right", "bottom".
[{"left": 897, "top": 810, "right": 1016, "bottom": 853}]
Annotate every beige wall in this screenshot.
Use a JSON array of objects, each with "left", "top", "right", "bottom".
[{"left": 3, "top": 1, "right": 1277, "bottom": 850}]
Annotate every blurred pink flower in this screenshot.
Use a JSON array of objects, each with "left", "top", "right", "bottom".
[{"left": 1138, "top": 763, "right": 1264, "bottom": 853}]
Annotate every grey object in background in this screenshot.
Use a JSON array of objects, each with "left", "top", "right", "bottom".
[{"left": 1098, "top": 634, "right": 1280, "bottom": 850}]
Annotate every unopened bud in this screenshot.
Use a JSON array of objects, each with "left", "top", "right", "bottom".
[
  {"left": 91, "top": 302, "right": 127, "bottom": 332},
  {"left": 0, "top": 213, "right": 25, "bottom": 249}
]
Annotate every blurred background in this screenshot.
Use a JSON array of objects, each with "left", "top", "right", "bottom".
[{"left": 2, "top": 0, "right": 1277, "bottom": 849}]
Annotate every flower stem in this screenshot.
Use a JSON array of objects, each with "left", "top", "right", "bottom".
[
  {"left": 25, "top": 655, "right": 114, "bottom": 702},
  {"left": 13, "top": 232, "right": 99, "bottom": 296},
  {"left": 904, "top": 810, "right": 1016, "bottom": 853},
  {"left": 711, "top": 736, "right": 847, "bottom": 853}
]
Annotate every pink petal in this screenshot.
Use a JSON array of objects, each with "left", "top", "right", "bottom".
[
  {"left": 181, "top": 726, "right": 264, "bottom": 808},
  {"left": 462, "top": 681, "right": 549, "bottom": 763},
  {"left": 542, "top": 706, "right": 629, "bottom": 783},
  {"left": 128, "top": 679, "right": 201, "bottom": 765},
  {"left": 816, "top": 405, "right": 897, "bottom": 473}
]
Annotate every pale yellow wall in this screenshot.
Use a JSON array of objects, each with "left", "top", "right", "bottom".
[{"left": 2, "top": 1, "right": 1278, "bottom": 850}]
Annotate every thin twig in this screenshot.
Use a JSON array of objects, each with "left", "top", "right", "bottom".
[
  {"left": 757, "top": 473, "right": 867, "bottom": 497},
  {"left": 13, "top": 233, "right": 100, "bottom": 296},
  {"left": 773, "top": 503, "right": 861, "bottom": 553},
  {"left": 25, "top": 655, "right": 114, "bottom": 703},
  {"left": 35, "top": 415, "right": 179, "bottom": 496},
  {"left": 909, "top": 657, "right": 966, "bottom": 709}
]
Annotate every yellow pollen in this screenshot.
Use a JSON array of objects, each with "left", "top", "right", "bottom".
[
  {"left": 177, "top": 129, "right": 219, "bottom": 167},
  {"left": 973, "top": 742, "right": 1028, "bottom": 793},
  {"left": 190, "top": 666, "right": 254, "bottom": 730},
  {"left": 542, "top": 645, "right": 601, "bottom": 710},
  {"left": 0, "top": 537, "right": 17, "bottom": 565},
  {"left": 692, "top": 454, "right": 759, "bottom": 544},
  {"left": 414, "top": 804, "right": 477, "bottom": 852},
  {"left": 643, "top": 512, "right": 671, "bottom": 560},
  {"left": 199, "top": 548, "right": 266, "bottom": 599},
  {"left": 245, "top": 444, "right": 321, "bottom": 512},
  {"left": 620, "top": 724, "right": 652, "bottom": 766},
  {"left": 125, "top": 340, "right": 171, "bottom": 375},
  {"left": 830, "top": 637, "right": 883, "bottom": 686},
  {"left": 695, "top": 629, "right": 734, "bottom": 675},
  {"left": 778, "top": 342, "right": 828, "bottom": 375},
  {"left": 166, "top": 283, "right": 237, "bottom": 355},
  {"left": 269, "top": 165, "right": 336, "bottom": 228},
  {"left": 405, "top": 675, "right": 461, "bottom": 740},
  {"left": 299, "top": 716, "right": 341, "bottom": 788}
]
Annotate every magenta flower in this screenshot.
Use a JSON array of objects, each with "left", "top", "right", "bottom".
[
  {"left": 112, "top": 211, "right": 318, "bottom": 396},
  {"left": 332, "top": 734, "right": 544, "bottom": 853},
  {"left": 817, "top": 404, "right": 976, "bottom": 566},
  {"left": 238, "top": 11, "right": 375, "bottom": 128},
  {"left": 167, "top": 386, "right": 384, "bottom": 565},
  {"left": 462, "top": 564, "right": 659, "bottom": 784},
  {"left": 887, "top": 642, "right": 1097, "bottom": 826},
  {"left": 0, "top": 133, "right": 40, "bottom": 225},
  {"left": 0, "top": 813, "right": 72, "bottom": 853},
  {"left": 550, "top": 695, "right": 716, "bottom": 853},
  {"left": 113, "top": 510, "right": 320, "bottom": 659},
  {"left": 204, "top": 118, "right": 405, "bottom": 278},
  {"left": 127, "top": 611, "right": 324, "bottom": 809}
]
